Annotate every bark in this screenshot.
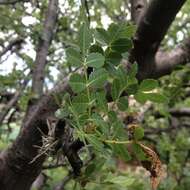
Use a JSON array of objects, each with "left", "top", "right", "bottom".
[
  {"left": 169, "top": 108, "right": 190, "bottom": 117},
  {"left": 31, "top": 0, "right": 58, "bottom": 97},
  {"left": 0, "top": 81, "right": 72, "bottom": 190},
  {"left": 31, "top": 173, "right": 47, "bottom": 190},
  {"left": 133, "top": 37, "right": 190, "bottom": 79},
  {"left": 154, "top": 38, "right": 190, "bottom": 78},
  {"left": 131, "top": 0, "right": 187, "bottom": 79},
  {"left": 130, "top": 0, "right": 147, "bottom": 24}
]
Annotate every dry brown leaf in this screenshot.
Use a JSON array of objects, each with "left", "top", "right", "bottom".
[{"left": 138, "top": 143, "right": 164, "bottom": 190}]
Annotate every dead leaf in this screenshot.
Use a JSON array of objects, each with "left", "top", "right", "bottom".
[{"left": 138, "top": 143, "right": 164, "bottom": 190}]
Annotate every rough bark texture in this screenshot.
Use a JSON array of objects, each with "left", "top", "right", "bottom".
[
  {"left": 0, "top": 81, "right": 71, "bottom": 190},
  {"left": 131, "top": 0, "right": 187, "bottom": 79},
  {"left": 130, "top": 0, "right": 147, "bottom": 24},
  {"left": 31, "top": 0, "right": 58, "bottom": 97}
]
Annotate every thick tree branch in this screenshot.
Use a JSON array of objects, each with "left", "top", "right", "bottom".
[
  {"left": 0, "top": 80, "right": 71, "bottom": 190},
  {"left": 153, "top": 38, "right": 190, "bottom": 78},
  {"left": 133, "top": 37, "right": 190, "bottom": 79},
  {"left": 31, "top": 0, "right": 58, "bottom": 97},
  {"left": 131, "top": 0, "right": 186, "bottom": 79}
]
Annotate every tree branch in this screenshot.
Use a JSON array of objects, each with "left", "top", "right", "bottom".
[
  {"left": 0, "top": 77, "right": 29, "bottom": 126},
  {"left": 31, "top": 0, "right": 58, "bottom": 97},
  {"left": 153, "top": 38, "right": 190, "bottom": 78},
  {"left": 0, "top": 80, "right": 71, "bottom": 190},
  {"left": 170, "top": 108, "right": 190, "bottom": 117},
  {"left": 146, "top": 123, "right": 190, "bottom": 135},
  {"left": 0, "top": 38, "right": 24, "bottom": 58},
  {"left": 131, "top": 0, "right": 187, "bottom": 79},
  {"left": 130, "top": 0, "right": 147, "bottom": 24}
]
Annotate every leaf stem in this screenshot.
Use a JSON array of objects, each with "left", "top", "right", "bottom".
[{"left": 104, "top": 140, "right": 132, "bottom": 144}]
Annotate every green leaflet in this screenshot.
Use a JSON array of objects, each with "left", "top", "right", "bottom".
[
  {"left": 117, "top": 96, "right": 128, "bottom": 111},
  {"left": 139, "top": 79, "right": 159, "bottom": 91},
  {"left": 86, "top": 53, "right": 105, "bottom": 68},
  {"left": 72, "top": 93, "right": 89, "bottom": 114},
  {"left": 86, "top": 134, "right": 104, "bottom": 152},
  {"left": 111, "top": 38, "right": 132, "bottom": 53},
  {"left": 134, "top": 127, "right": 144, "bottom": 140},
  {"left": 88, "top": 68, "right": 108, "bottom": 88},
  {"left": 66, "top": 47, "right": 82, "bottom": 67},
  {"left": 94, "top": 28, "right": 110, "bottom": 45},
  {"left": 69, "top": 73, "right": 86, "bottom": 93},
  {"left": 78, "top": 22, "right": 93, "bottom": 55},
  {"left": 135, "top": 91, "right": 168, "bottom": 104},
  {"left": 108, "top": 23, "right": 136, "bottom": 42}
]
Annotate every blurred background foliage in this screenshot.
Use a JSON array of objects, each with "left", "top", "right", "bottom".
[{"left": 0, "top": 0, "right": 190, "bottom": 190}]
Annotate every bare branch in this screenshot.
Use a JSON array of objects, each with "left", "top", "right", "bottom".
[
  {"left": 169, "top": 108, "right": 190, "bottom": 118},
  {"left": 31, "top": 0, "right": 58, "bottom": 97},
  {"left": 0, "top": 77, "right": 29, "bottom": 126},
  {"left": 153, "top": 38, "right": 190, "bottom": 78},
  {"left": 84, "top": 0, "right": 90, "bottom": 23},
  {"left": 0, "top": 38, "right": 24, "bottom": 58}
]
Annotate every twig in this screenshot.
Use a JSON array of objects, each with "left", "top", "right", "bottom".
[
  {"left": 0, "top": 38, "right": 24, "bottom": 58},
  {"left": 0, "top": 76, "right": 30, "bottom": 125},
  {"left": 84, "top": 0, "right": 90, "bottom": 23}
]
